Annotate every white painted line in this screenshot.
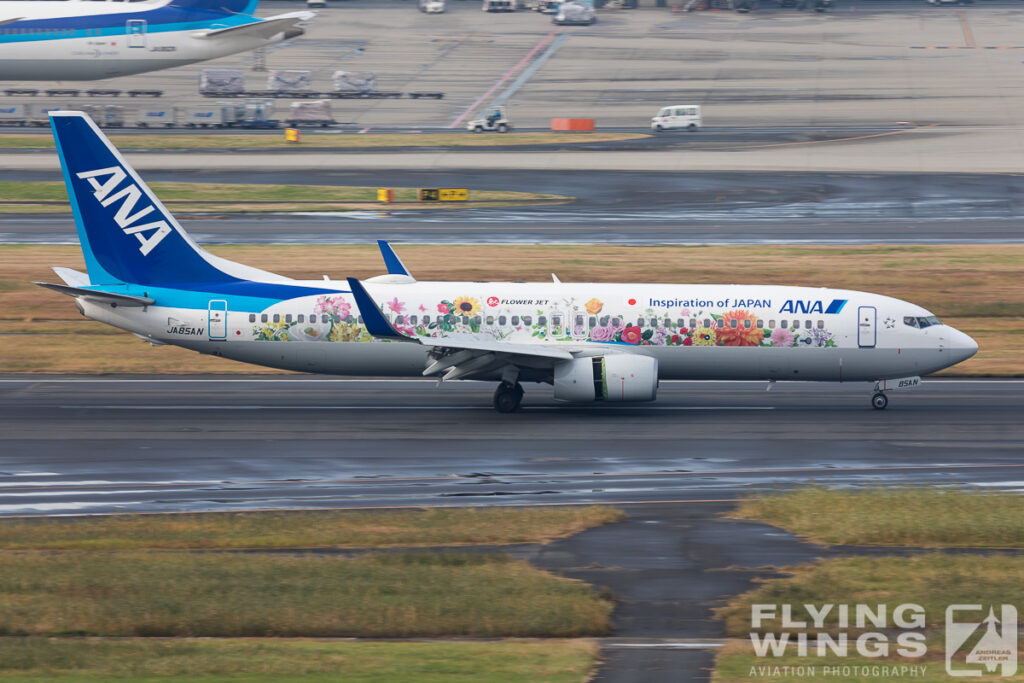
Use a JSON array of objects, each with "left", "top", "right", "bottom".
[
  {"left": 57, "top": 405, "right": 776, "bottom": 411},
  {"left": 603, "top": 643, "right": 726, "bottom": 649}
]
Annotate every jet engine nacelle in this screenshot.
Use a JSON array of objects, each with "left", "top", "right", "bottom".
[{"left": 553, "top": 355, "right": 658, "bottom": 403}]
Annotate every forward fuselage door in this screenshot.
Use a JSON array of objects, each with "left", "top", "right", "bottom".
[
  {"left": 208, "top": 300, "right": 227, "bottom": 340},
  {"left": 126, "top": 19, "right": 147, "bottom": 48},
  {"left": 857, "top": 306, "right": 876, "bottom": 348}
]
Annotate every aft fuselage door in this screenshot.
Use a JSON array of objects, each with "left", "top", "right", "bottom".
[
  {"left": 127, "top": 19, "right": 147, "bottom": 48},
  {"left": 208, "top": 300, "right": 228, "bottom": 340},
  {"left": 857, "top": 306, "right": 876, "bottom": 348}
]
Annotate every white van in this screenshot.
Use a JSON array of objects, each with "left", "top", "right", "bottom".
[{"left": 651, "top": 105, "right": 702, "bottom": 132}]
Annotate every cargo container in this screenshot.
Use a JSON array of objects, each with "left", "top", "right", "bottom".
[
  {"left": 199, "top": 69, "right": 246, "bottom": 95},
  {"left": 332, "top": 71, "right": 377, "bottom": 94},
  {"left": 0, "top": 104, "right": 27, "bottom": 126},
  {"left": 134, "top": 107, "right": 177, "bottom": 128},
  {"left": 268, "top": 70, "right": 312, "bottom": 93}
]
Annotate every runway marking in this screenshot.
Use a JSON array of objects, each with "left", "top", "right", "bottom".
[
  {"left": 959, "top": 10, "right": 976, "bottom": 49},
  {"left": 447, "top": 30, "right": 558, "bottom": 129},
  {"left": 5, "top": 378, "right": 1024, "bottom": 384},
  {"left": 685, "top": 123, "right": 940, "bottom": 153},
  {"left": 4, "top": 463, "right": 1023, "bottom": 493},
  {"left": 54, "top": 404, "right": 775, "bottom": 411}
]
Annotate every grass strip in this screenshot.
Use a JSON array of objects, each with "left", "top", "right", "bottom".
[
  {"left": 0, "top": 551, "right": 612, "bottom": 637},
  {"left": 0, "top": 638, "right": 598, "bottom": 682},
  {"left": 0, "top": 131, "right": 648, "bottom": 150},
  {"left": 714, "top": 555, "right": 1024, "bottom": 681},
  {"left": 0, "top": 506, "right": 624, "bottom": 551},
  {"left": 732, "top": 488, "right": 1024, "bottom": 547},
  {"left": 2, "top": 244, "right": 1021, "bottom": 375},
  {"left": 0, "top": 181, "right": 570, "bottom": 214}
]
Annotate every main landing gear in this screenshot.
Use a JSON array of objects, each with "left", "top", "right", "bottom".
[
  {"left": 871, "top": 392, "right": 888, "bottom": 410},
  {"left": 493, "top": 381, "right": 524, "bottom": 413}
]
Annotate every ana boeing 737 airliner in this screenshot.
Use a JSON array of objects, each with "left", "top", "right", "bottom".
[
  {"left": 0, "top": 0, "right": 311, "bottom": 81},
  {"left": 37, "top": 111, "right": 978, "bottom": 412}
]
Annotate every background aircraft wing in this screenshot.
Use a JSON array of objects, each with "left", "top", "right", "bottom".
[
  {"left": 195, "top": 12, "right": 313, "bottom": 40},
  {"left": 0, "top": 18, "right": 25, "bottom": 27}
]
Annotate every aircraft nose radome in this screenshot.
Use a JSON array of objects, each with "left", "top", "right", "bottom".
[{"left": 948, "top": 328, "right": 979, "bottom": 363}]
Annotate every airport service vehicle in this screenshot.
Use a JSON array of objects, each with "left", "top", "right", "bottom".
[
  {"left": 0, "top": 0, "right": 313, "bottom": 81},
  {"left": 553, "top": 2, "right": 596, "bottom": 25},
  {"left": 39, "top": 111, "right": 978, "bottom": 413},
  {"left": 419, "top": 0, "right": 447, "bottom": 13},
  {"left": 467, "top": 106, "right": 511, "bottom": 133},
  {"left": 533, "top": 0, "right": 561, "bottom": 13},
  {"left": 483, "top": 0, "right": 516, "bottom": 12},
  {"left": 307, "top": 0, "right": 327, "bottom": 8},
  {"left": 652, "top": 105, "right": 701, "bottom": 132}
]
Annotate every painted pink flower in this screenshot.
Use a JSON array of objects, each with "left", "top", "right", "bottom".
[
  {"left": 590, "top": 326, "right": 616, "bottom": 342},
  {"left": 437, "top": 303, "right": 450, "bottom": 313},
  {"left": 771, "top": 327, "right": 795, "bottom": 347},
  {"left": 620, "top": 326, "right": 643, "bottom": 345},
  {"left": 388, "top": 298, "right": 406, "bottom": 314},
  {"left": 419, "top": 304, "right": 427, "bottom": 312},
  {"left": 678, "top": 308, "right": 691, "bottom": 317}
]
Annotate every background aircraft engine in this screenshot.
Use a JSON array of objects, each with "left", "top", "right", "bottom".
[{"left": 553, "top": 355, "right": 658, "bottom": 403}]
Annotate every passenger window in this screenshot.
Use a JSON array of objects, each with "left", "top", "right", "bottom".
[
  {"left": 512, "top": 315, "right": 520, "bottom": 326},
  {"left": 689, "top": 319, "right": 696, "bottom": 328},
  {"left": 261, "top": 314, "right": 268, "bottom": 323},
  {"left": 744, "top": 320, "right": 751, "bottom": 329},
  {"left": 395, "top": 315, "right": 404, "bottom": 324},
  {"left": 249, "top": 314, "right": 256, "bottom": 323},
  {"left": 537, "top": 316, "right": 546, "bottom": 327},
  {"left": 486, "top": 315, "right": 495, "bottom": 325},
  {"left": 780, "top": 320, "right": 787, "bottom": 329},
  {"left": 791, "top": 320, "right": 799, "bottom": 329},
  {"left": 273, "top": 314, "right": 280, "bottom": 323},
  {"left": 611, "top": 317, "right": 621, "bottom": 327},
  {"left": 285, "top": 314, "right": 292, "bottom": 323},
  {"left": 574, "top": 314, "right": 583, "bottom": 329},
  {"left": 730, "top": 319, "right": 738, "bottom": 329},
  {"left": 423, "top": 315, "right": 430, "bottom": 324},
  {"left": 756, "top": 320, "right": 763, "bottom": 329},
  {"left": 589, "top": 316, "right": 596, "bottom": 328},
  {"left": 817, "top": 320, "right": 824, "bottom": 329},
  {"left": 717, "top": 319, "right": 725, "bottom": 329},
  {"left": 600, "top": 316, "right": 609, "bottom": 326},
  {"left": 523, "top": 315, "right": 532, "bottom": 326},
  {"left": 499, "top": 316, "right": 508, "bottom": 326},
  {"left": 473, "top": 316, "right": 481, "bottom": 325},
  {"left": 703, "top": 319, "right": 710, "bottom": 327},
  {"left": 297, "top": 314, "right": 304, "bottom": 323},
  {"left": 410, "top": 315, "right": 417, "bottom": 325},
  {"left": 357, "top": 316, "right": 363, "bottom": 324},
  {"left": 805, "top": 320, "right": 812, "bottom": 330}
]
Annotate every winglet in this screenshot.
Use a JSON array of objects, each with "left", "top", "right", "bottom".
[
  {"left": 377, "top": 240, "right": 414, "bottom": 279},
  {"left": 345, "top": 277, "right": 412, "bottom": 341}
]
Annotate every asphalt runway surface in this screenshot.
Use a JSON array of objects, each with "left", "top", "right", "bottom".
[
  {"left": 4, "top": 169, "right": 1024, "bottom": 244},
  {"left": 3, "top": 377, "right": 1022, "bottom": 517}
]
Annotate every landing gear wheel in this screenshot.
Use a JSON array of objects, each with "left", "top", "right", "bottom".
[
  {"left": 493, "top": 381, "right": 524, "bottom": 413},
  {"left": 871, "top": 392, "right": 888, "bottom": 410}
]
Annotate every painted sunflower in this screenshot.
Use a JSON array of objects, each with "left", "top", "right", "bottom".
[
  {"left": 452, "top": 296, "right": 480, "bottom": 316},
  {"left": 692, "top": 326, "right": 717, "bottom": 346},
  {"left": 717, "top": 309, "right": 762, "bottom": 347}
]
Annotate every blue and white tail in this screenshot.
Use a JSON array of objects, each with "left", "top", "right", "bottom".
[{"left": 50, "top": 112, "right": 282, "bottom": 287}]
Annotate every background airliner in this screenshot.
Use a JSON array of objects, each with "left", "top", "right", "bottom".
[
  {"left": 37, "top": 112, "right": 978, "bottom": 412},
  {"left": 0, "top": 0, "right": 312, "bottom": 80}
]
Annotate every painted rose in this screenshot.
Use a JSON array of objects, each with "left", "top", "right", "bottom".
[
  {"left": 770, "top": 327, "right": 795, "bottom": 347},
  {"left": 585, "top": 298, "right": 604, "bottom": 315},
  {"left": 437, "top": 302, "right": 451, "bottom": 313},
  {"left": 620, "top": 326, "right": 643, "bottom": 345},
  {"left": 590, "top": 325, "right": 616, "bottom": 342},
  {"left": 682, "top": 336, "right": 693, "bottom": 346}
]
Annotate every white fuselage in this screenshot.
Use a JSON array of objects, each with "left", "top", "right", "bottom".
[
  {"left": 77, "top": 280, "right": 978, "bottom": 382},
  {"left": 0, "top": 0, "right": 303, "bottom": 80}
]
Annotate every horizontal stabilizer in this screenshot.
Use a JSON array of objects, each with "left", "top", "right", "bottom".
[
  {"left": 52, "top": 266, "right": 90, "bottom": 287},
  {"left": 34, "top": 281, "right": 154, "bottom": 307},
  {"left": 196, "top": 13, "right": 312, "bottom": 40}
]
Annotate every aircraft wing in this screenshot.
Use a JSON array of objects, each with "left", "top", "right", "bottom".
[
  {"left": 0, "top": 18, "right": 25, "bottom": 27},
  {"left": 346, "top": 277, "right": 574, "bottom": 381},
  {"left": 194, "top": 12, "right": 313, "bottom": 40}
]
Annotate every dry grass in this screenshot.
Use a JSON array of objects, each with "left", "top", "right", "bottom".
[
  {"left": 0, "top": 551, "right": 612, "bottom": 638},
  {"left": 732, "top": 488, "right": 1024, "bottom": 548},
  {"left": 0, "top": 638, "right": 599, "bottom": 683},
  {"left": 0, "top": 131, "right": 647, "bottom": 150},
  {"left": 0, "top": 506, "right": 625, "bottom": 551},
  {"left": 2, "top": 244, "right": 1021, "bottom": 374},
  {"left": 717, "top": 554, "right": 1024, "bottom": 637}
]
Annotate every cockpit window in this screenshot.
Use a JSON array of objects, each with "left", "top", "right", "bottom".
[{"left": 904, "top": 315, "right": 942, "bottom": 329}]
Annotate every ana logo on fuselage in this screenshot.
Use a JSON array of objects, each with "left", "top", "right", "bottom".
[
  {"left": 76, "top": 166, "right": 171, "bottom": 256},
  {"left": 780, "top": 299, "right": 848, "bottom": 315}
]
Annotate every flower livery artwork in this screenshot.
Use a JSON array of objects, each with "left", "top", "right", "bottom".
[{"left": 253, "top": 295, "right": 838, "bottom": 350}]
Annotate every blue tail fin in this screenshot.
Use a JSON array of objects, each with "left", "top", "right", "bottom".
[{"left": 50, "top": 111, "right": 242, "bottom": 287}]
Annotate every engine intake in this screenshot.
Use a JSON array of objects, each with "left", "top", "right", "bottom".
[{"left": 553, "top": 355, "right": 658, "bottom": 403}]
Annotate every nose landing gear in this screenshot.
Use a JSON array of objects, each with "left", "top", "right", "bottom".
[
  {"left": 493, "top": 381, "right": 524, "bottom": 413},
  {"left": 871, "top": 392, "right": 889, "bottom": 410}
]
